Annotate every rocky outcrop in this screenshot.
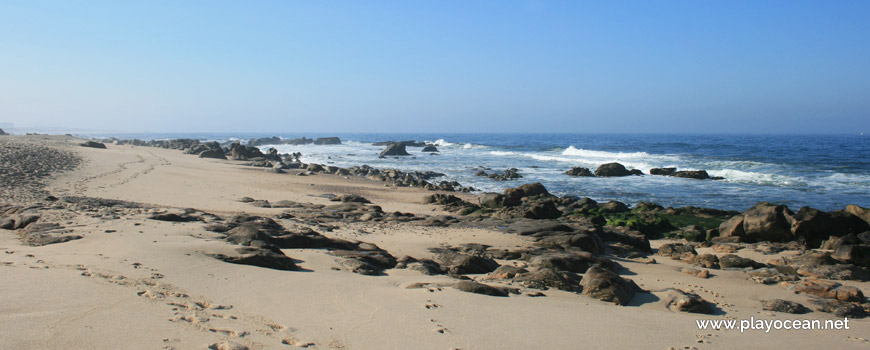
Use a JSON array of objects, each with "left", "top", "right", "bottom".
[
  {"left": 248, "top": 136, "right": 283, "bottom": 146},
  {"left": 846, "top": 205, "right": 870, "bottom": 226},
  {"left": 314, "top": 137, "right": 341, "bottom": 145},
  {"left": 565, "top": 167, "right": 594, "bottom": 177},
  {"left": 673, "top": 170, "right": 710, "bottom": 180},
  {"left": 0, "top": 128, "right": 7, "bottom": 135},
  {"left": 594, "top": 163, "right": 634, "bottom": 177},
  {"left": 227, "top": 142, "right": 267, "bottom": 160},
  {"left": 761, "top": 299, "right": 811, "bottom": 314},
  {"left": 649, "top": 167, "right": 676, "bottom": 176},
  {"left": 421, "top": 145, "right": 439, "bottom": 152},
  {"left": 378, "top": 143, "right": 411, "bottom": 157},
  {"left": 199, "top": 149, "right": 227, "bottom": 159}
]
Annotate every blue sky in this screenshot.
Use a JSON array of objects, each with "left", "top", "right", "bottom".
[{"left": 1, "top": 1, "right": 868, "bottom": 133}]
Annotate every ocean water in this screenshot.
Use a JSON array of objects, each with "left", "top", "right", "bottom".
[{"left": 94, "top": 133, "right": 870, "bottom": 212}]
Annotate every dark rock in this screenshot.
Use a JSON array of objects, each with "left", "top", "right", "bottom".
[
  {"left": 535, "top": 234, "right": 603, "bottom": 254},
  {"left": 432, "top": 250, "right": 499, "bottom": 275},
  {"left": 673, "top": 170, "right": 710, "bottom": 180},
  {"left": 649, "top": 167, "right": 677, "bottom": 176},
  {"left": 599, "top": 201, "right": 629, "bottom": 213},
  {"left": 378, "top": 143, "right": 411, "bottom": 157},
  {"left": 810, "top": 299, "right": 868, "bottom": 318},
  {"left": 656, "top": 243, "right": 697, "bottom": 258},
  {"left": 761, "top": 299, "right": 811, "bottom": 314},
  {"left": 833, "top": 244, "right": 870, "bottom": 268},
  {"left": 594, "top": 163, "right": 633, "bottom": 177},
  {"left": 314, "top": 137, "right": 341, "bottom": 145},
  {"left": 80, "top": 141, "right": 107, "bottom": 149},
  {"left": 148, "top": 213, "right": 199, "bottom": 222},
  {"left": 453, "top": 281, "right": 509, "bottom": 297},
  {"left": 599, "top": 228, "right": 652, "bottom": 253},
  {"left": 846, "top": 205, "right": 870, "bottom": 226},
  {"left": 528, "top": 252, "right": 616, "bottom": 273},
  {"left": 421, "top": 145, "right": 439, "bottom": 152},
  {"left": 504, "top": 220, "right": 573, "bottom": 236},
  {"left": 478, "top": 193, "right": 507, "bottom": 209},
  {"left": 199, "top": 149, "right": 227, "bottom": 159},
  {"left": 209, "top": 247, "right": 298, "bottom": 271},
  {"left": 792, "top": 207, "right": 870, "bottom": 248},
  {"left": 513, "top": 268, "right": 578, "bottom": 291},
  {"left": 502, "top": 183, "right": 549, "bottom": 205},
  {"left": 565, "top": 167, "right": 594, "bottom": 177},
  {"left": 718, "top": 254, "right": 764, "bottom": 269},
  {"left": 248, "top": 136, "right": 283, "bottom": 146},
  {"left": 580, "top": 266, "right": 642, "bottom": 305},
  {"left": 0, "top": 128, "right": 7, "bottom": 135},
  {"left": 693, "top": 254, "right": 720, "bottom": 269},
  {"left": 487, "top": 265, "right": 528, "bottom": 279}
]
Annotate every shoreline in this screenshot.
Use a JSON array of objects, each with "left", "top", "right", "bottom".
[{"left": 1, "top": 134, "right": 868, "bottom": 349}]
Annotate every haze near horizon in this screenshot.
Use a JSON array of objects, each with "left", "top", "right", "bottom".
[{"left": 1, "top": 1, "right": 868, "bottom": 134}]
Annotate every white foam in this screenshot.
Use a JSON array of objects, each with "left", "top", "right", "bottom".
[
  {"left": 561, "top": 146, "right": 652, "bottom": 159},
  {"left": 489, "top": 151, "right": 516, "bottom": 156},
  {"left": 707, "top": 169, "right": 807, "bottom": 187},
  {"left": 429, "top": 139, "right": 455, "bottom": 147},
  {"left": 462, "top": 143, "right": 473, "bottom": 149}
]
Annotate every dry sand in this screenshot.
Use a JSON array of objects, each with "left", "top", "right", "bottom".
[{"left": 1, "top": 135, "right": 868, "bottom": 349}]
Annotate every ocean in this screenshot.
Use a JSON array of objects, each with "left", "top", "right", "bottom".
[{"left": 91, "top": 133, "right": 870, "bottom": 212}]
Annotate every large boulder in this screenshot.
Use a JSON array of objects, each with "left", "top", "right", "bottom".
[
  {"left": 248, "top": 136, "right": 283, "bottom": 146},
  {"left": 453, "top": 281, "right": 509, "bottom": 297},
  {"left": 718, "top": 215, "right": 745, "bottom": 239},
  {"left": 421, "top": 145, "right": 439, "bottom": 152},
  {"left": 209, "top": 247, "right": 299, "bottom": 271},
  {"left": 791, "top": 207, "right": 870, "bottom": 247},
  {"left": 663, "top": 289, "right": 713, "bottom": 314},
  {"left": 433, "top": 251, "right": 499, "bottom": 275},
  {"left": 673, "top": 170, "right": 710, "bottom": 180},
  {"left": 378, "top": 143, "right": 410, "bottom": 157},
  {"left": 832, "top": 244, "right": 870, "bottom": 268},
  {"left": 478, "top": 193, "right": 507, "bottom": 208},
  {"left": 502, "top": 182, "right": 549, "bottom": 205},
  {"left": 565, "top": 167, "right": 594, "bottom": 177},
  {"left": 649, "top": 167, "right": 676, "bottom": 176},
  {"left": 594, "top": 163, "right": 633, "bottom": 177},
  {"left": 741, "top": 202, "right": 794, "bottom": 242},
  {"left": 580, "top": 266, "right": 641, "bottom": 305}
]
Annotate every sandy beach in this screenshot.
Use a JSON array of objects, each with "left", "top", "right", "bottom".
[{"left": 1, "top": 135, "right": 868, "bottom": 350}]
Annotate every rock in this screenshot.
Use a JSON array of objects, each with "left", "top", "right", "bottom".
[
  {"left": 810, "top": 299, "right": 868, "bottom": 318},
  {"left": 503, "top": 182, "right": 549, "bottom": 203},
  {"left": 529, "top": 252, "right": 615, "bottom": 273},
  {"left": 433, "top": 251, "right": 499, "bottom": 275},
  {"left": 791, "top": 207, "right": 870, "bottom": 248},
  {"left": 487, "top": 265, "right": 528, "bottom": 279},
  {"left": 423, "top": 194, "right": 463, "bottom": 206},
  {"left": 663, "top": 289, "right": 713, "bottom": 314},
  {"left": 793, "top": 279, "right": 865, "bottom": 302},
  {"left": 599, "top": 228, "right": 652, "bottom": 253},
  {"left": 832, "top": 244, "right": 870, "bottom": 268},
  {"left": 761, "top": 299, "right": 811, "bottom": 314},
  {"left": 199, "top": 149, "right": 227, "bottom": 159},
  {"left": 594, "top": 163, "right": 633, "bottom": 177},
  {"left": 513, "top": 268, "right": 578, "bottom": 291},
  {"left": 580, "top": 266, "right": 641, "bottom": 305},
  {"left": 657, "top": 243, "right": 697, "bottom": 258},
  {"left": 718, "top": 215, "right": 745, "bottom": 240},
  {"left": 478, "top": 193, "right": 507, "bottom": 208},
  {"left": 80, "top": 141, "right": 107, "bottom": 149},
  {"left": 378, "top": 143, "right": 411, "bottom": 157},
  {"left": 314, "top": 137, "right": 341, "bottom": 145},
  {"left": 649, "top": 167, "right": 677, "bottom": 176},
  {"left": 694, "top": 254, "right": 720, "bottom": 269},
  {"left": 598, "top": 201, "right": 629, "bottom": 213},
  {"left": 747, "top": 267, "right": 799, "bottom": 284},
  {"left": 846, "top": 205, "right": 870, "bottom": 226},
  {"left": 148, "top": 212, "right": 199, "bottom": 222},
  {"left": 741, "top": 202, "right": 794, "bottom": 242},
  {"left": 535, "top": 234, "right": 603, "bottom": 254},
  {"left": 248, "top": 136, "right": 283, "bottom": 146},
  {"left": 504, "top": 220, "right": 572, "bottom": 236},
  {"left": 306, "top": 163, "right": 325, "bottom": 172},
  {"left": 673, "top": 170, "right": 710, "bottom": 180},
  {"left": 421, "top": 145, "right": 439, "bottom": 152},
  {"left": 330, "top": 194, "right": 371, "bottom": 204},
  {"left": 0, "top": 128, "right": 7, "bottom": 135},
  {"left": 330, "top": 250, "right": 397, "bottom": 275},
  {"left": 209, "top": 341, "right": 249, "bottom": 350},
  {"left": 565, "top": 167, "right": 594, "bottom": 177},
  {"left": 785, "top": 251, "right": 870, "bottom": 281},
  {"left": 718, "top": 254, "right": 763, "bottom": 269},
  {"left": 209, "top": 247, "right": 299, "bottom": 271},
  {"left": 453, "top": 281, "right": 509, "bottom": 297}
]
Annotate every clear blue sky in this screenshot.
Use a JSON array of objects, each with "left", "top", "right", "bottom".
[{"left": 1, "top": 1, "right": 868, "bottom": 134}]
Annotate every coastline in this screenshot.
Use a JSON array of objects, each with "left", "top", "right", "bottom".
[{"left": 1, "top": 134, "right": 869, "bottom": 349}]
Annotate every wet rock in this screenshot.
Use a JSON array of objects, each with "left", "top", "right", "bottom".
[
  {"left": 673, "top": 170, "right": 710, "bottom": 180},
  {"left": 314, "top": 137, "right": 341, "bottom": 145},
  {"left": 594, "top": 163, "right": 633, "bottom": 177},
  {"left": 649, "top": 167, "right": 677, "bottom": 176},
  {"left": 565, "top": 167, "right": 593, "bottom": 177},
  {"left": 421, "top": 145, "right": 438, "bottom": 152},
  {"left": 580, "top": 266, "right": 642, "bottom": 305},
  {"left": 761, "top": 299, "right": 811, "bottom": 314},
  {"left": 453, "top": 280, "right": 510, "bottom": 297}
]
